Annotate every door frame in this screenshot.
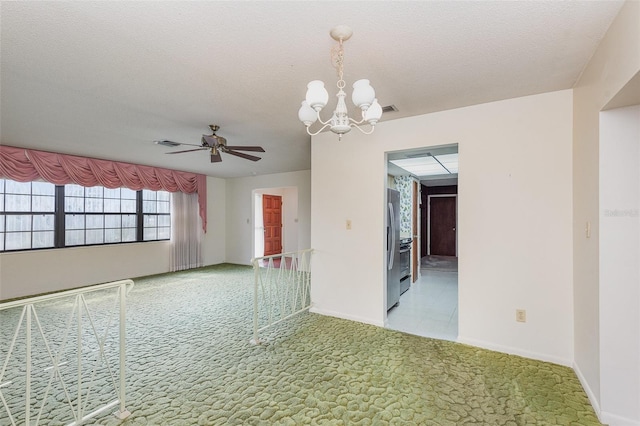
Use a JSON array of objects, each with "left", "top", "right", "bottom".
[{"left": 427, "top": 194, "right": 458, "bottom": 257}]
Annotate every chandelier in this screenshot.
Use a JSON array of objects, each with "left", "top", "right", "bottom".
[{"left": 298, "top": 25, "right": 382, "bottom": 141}]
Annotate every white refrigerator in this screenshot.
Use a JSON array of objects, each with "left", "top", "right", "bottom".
[{"left": 386, "top": 188, "right": 401, "bottom": 310}]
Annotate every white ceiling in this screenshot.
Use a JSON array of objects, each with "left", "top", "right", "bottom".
[{"left": 0, "top": 1, "right": 624, "bottom": 178}]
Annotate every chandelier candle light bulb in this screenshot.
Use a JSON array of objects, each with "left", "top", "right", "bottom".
[{"left": 298, "top": 25, "right": 382, "bottom": 141}]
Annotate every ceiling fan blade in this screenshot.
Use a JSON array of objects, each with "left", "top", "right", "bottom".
[
  {"left": 210, "top": 151, "right": 223, "bottom": 163},
  {"left": 225, "top": 150, "right": 262, "bottom": 162},
  {"left": 166, "top": 148, "right": 208, "bottom": 154},
  {"left": 224, "top": 145, "right": 265, "bottom": 152}
]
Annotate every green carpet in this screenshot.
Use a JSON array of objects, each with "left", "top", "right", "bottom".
[{"left": 0, "top": 264, "right": 601, "bottom": 425}]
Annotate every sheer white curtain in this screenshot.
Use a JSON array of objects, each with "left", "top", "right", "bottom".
[{"left": 170, "top": 191, "right": 203, "bottom": 271}]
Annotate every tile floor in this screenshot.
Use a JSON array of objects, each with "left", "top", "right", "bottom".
[{"left": 386, "top": 256, "right": 458, "bottom": 341}]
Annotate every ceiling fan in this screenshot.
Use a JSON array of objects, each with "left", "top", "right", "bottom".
[{"left": 155, "top": 125, "right": 265, "bottom": 163}]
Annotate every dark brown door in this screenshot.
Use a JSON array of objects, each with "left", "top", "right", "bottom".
[
  {"left": 263, "top": 194, "right": 282, "bottom": 256},
  {"left": 429, "top": 196, "right": 456, "bottom": 256},
  {"left": 412, "top": 180, "right": 419, "bottom": 282}
]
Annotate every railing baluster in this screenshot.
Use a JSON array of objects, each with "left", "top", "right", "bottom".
[
  {"left": 251, "top": 249, "right": 313, "bottom": 344},
  {"left": 25, "top": 305, "right": 31, "bottom": 426},
  {"left": 0, "top": 279, "right": 134, "bottom": 425}
]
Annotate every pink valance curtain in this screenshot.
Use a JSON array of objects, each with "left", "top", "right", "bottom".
[{"left": 0, "top": 145, "right": 207, "bottom": 232}]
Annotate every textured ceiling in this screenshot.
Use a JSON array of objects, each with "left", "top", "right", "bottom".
[{"left": 0, "top": 1, "right": 624, "bottom": 178}]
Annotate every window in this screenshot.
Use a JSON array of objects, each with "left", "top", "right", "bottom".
[
  {"left": 64, "top": 184, "right": 139, "bottom": 246},
  {"left": 0, "top": 178, "right": 171, "bottom": 252},
  {"left": 0, "top": 179, "right": 56, "bottom": 251},
  {"left": 142, "top": 189, "right": 171, "bottom": 241}
]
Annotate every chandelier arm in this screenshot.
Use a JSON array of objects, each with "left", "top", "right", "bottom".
[
  {"left": 306, "top": 122, "right": 333, "bottom": 136},
  {"left": 315, "top": 111, "right": 332, "bottom": 127},
  {"left": 348, "top": 116, "right": 367, "bottom": 126},
  {"left": 351, "top": 123, "right": 376, "bottom": 135}
]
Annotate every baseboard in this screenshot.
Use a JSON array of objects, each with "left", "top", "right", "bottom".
[
  {"left": 600, "top": 411, "right": 640, "bottom": 426},
  {"left": 309, "top": 307, "right": 385, "bottom": 328},
  {"left": 456, "top": 336, "right": 572, "bottom": 367},
  {"left": 573, "top": 361, "right": 603, "bottom": 423}
]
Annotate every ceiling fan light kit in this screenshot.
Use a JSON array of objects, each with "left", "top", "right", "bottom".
[{"left": 298, "top": 25, "right": 382, "bottom": 141}]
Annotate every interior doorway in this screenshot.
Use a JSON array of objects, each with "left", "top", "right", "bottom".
[
  {"left": 252, "top": 187, "right": 299, "bottom": 259},
  {"left": 385, "top": 144, "right": 459, "bottom": 341}
]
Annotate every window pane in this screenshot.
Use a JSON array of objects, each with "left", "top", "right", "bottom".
[
  {"left": 121, "top": 188, "right": 136, "bottom": 199},
  {"left": 33, "top": 214, "right": 54, "bottom": 231},
  {"left": 104, "top": 198, "right": 120, "bottom": 213},
  {"left": 65, "top": 197, "right": 84, "bottom": 213},
  {"left": 86, "top": 229, "right": 103, "bottom": 245},
  {"left": 121, "top": 200, "right": 136, "bottom": 212},
  {"left": 66, "top": 230, "right": 84, "bottom": 246},
  {"left": 157, "top": 201, "right": 170, "bottom": 214},
  {"left": 0, "top": 179, "right": 4, "bottom": 192},
  {"left": 143, "top": 215, "right": 157, "bottom": 227},
  {"left": 143, "top": 200, "right": 156, "bottom": 213},
  {"left": 157, "top": 227, "right": 171, "bottom": 240},
  {"left": 158, "top": 215, "right": 171, "bottom": 227},
  {"left": 6, "top": 232, "right": 31, "bottom": 250},
  {"left": 122, "top": 214, "right": 136, "bottom": 228},
  {"left": 86, "top": 215, "right": 104, "bottom": 229},
  {"left": 85, "top": 186, "right": 103, "bottom": 198},
  {"left": 32, "top": 181, "right": 55, "bottom": 195},
  {"left": 0, "top": 195, "right": 4, "bottom": 211},
  {"left": 103, "top": 187, "right": 120, "bottom": 198},
  {"left": 157, "top": 191, "right": 171, "bottom": 201},
  {"left": 85, "top": 198, "right": 103, "bottom": 212},
  {"left": 0, "top": 217, "right": 4, "bottom": 232},
  {"left": 122, "top": 228, "right": 136, "bottom": 242},
  {"left": 33, "top": 231, "right": 54, "bottom": 248},
  {"left": 65, "top": 184, "right": 85, "bottom": 197},
  {"left": 6, "top": 215, "right": 31, "bottom": 232},
  {"left": 0, "top": 233, "right": 4, "bottom": 251},
  {"left": 66, "top": 214, "right": 85, "bottom": 230},
  {"left": 142, "top": 190, "right": 156, "bottom": 201},
  {"left": 143, "top": 228, "right": 157, "bottom": 241},
  {"left": 105, "top": 215, "right": 121, "bottom": 228},
  {"left": 32, "top": 195, "right": 55, "bottom": 212},
  {"left": 105, "top": 228, "right": 121, "bottom": 243},
  {"left": 6, "top": 194, "right": 30, "bottom": 211},
  {"left": 5, "top": 180, "right": 31, "bottom": 194}
]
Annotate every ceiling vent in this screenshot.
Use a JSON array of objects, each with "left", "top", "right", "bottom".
[
  {"left": 154, "top": 140, "right": 181, "bottom": 147},
  {"left": 382, "top": 105, "right": 398, "bottom": 113}
]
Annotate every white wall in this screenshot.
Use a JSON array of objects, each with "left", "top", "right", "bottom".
[
  {"left": 202, "top": 176, "right": 227, "bottom": 266},
  {"left": 599, "top": 105, "right": 640, "bottom": 425},
  {"left": 225, "top": 170, "right": 311, "bottom": 265},
  {"left": 572, "top": 0, "right": 640, "bottom": 420},
  {"left": 311, "top": 89, "right": 574, "bottom": 365},
  {"left": 0, "top": 175, "right": 227, "bottom": 300}
]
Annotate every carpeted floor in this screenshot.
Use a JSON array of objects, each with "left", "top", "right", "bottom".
[{"left": 1, "top": 264, "right": 601, "bottom": 425}]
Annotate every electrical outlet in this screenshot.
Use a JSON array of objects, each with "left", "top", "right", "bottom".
[
  {"left": 346, "top": 219, "right": 352, "bottom": 230},
  {"left": 516, "top": 309, "right": 526, "bottom": 323}
]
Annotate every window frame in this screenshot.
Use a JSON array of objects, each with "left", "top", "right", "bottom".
[{"left": 0, "top": 179, "right": 171, "bottom": 252}]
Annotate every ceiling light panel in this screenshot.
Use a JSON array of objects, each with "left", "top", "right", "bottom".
[{"left": 390, "top": 153, "right": 459, "bottom": 177}]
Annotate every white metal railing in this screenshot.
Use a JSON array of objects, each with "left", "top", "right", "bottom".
[
  {"left": 250, "top": 249, "right": 313, "bottom": 344},
  {"left": 0, "top": 280, "right": 134, "bottom": 425}
]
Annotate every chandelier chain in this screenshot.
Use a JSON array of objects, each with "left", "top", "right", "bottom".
[{"left": 331, "top": 39, "right": 346, "bottom": 89}]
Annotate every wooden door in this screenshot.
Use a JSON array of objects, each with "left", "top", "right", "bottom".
[
  {"left": 263, "top": 194, "right": 282, "bottom": 256},
  {"left": 429, "top": 196, "right": 456, "bottom": 256}
]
